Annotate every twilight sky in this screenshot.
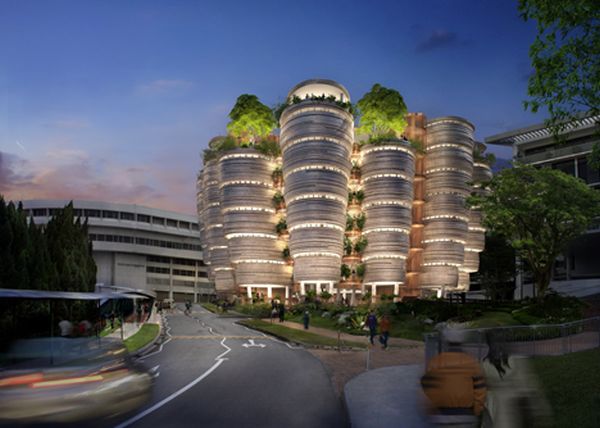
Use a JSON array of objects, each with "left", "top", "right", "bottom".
[{"left": 0, "top": 0, "right": 547, "bottom": 215}]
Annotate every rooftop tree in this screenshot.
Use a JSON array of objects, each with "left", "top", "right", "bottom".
[
  {"left": 227, "top": 94, "right": 276, "bottom": 144},
  {"left": 356, "top": 84, "right": 408, "bottom": 138},
  {"left": 469, "top": 165, "right": 600, "bottom": 298}
]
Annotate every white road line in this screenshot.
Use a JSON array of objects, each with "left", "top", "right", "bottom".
[
  {"left": 114, "top": 334, "right": 231, "bottom": 428},
  {"left": 138, "top": 316, "right": 172, "bottom": 361},
  {"left": 113, "top": 360, "right": 225, "bottom": 428},
  {"left": 240, "top": 325, "right": 302, "bottom": 349},
  {"left": 214, "top": 337, "right": 231, "bottom": 360}
]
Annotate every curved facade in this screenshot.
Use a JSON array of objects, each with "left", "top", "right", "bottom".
[
  {"left": 21, "top": 200, "right": 210, "bottom": 302},
  {"left": 200, "top": 160, "right": 235, "bottom": 296},
  {"left": 218, "top": 149, "right": 292, "bottom": 297},
  {"left": 279, "top": 80, "right": 354, "bottom": 292},
  {"left": 459, "top": 147, "right": 493, "bottom": 290},
  {"left": 197, "top": 80, "right": 487, "bottom": 302},
  {"left": 420, "top": 117, "right": 475, "bottom": 296},
  {"left": 362, "top": 141, "right": 415, "bottom": 293}
]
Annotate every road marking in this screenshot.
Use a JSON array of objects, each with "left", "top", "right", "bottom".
[
  {"left": 215, "top": 337, "right": 231, "bottom": 360},
  {"left": 242, "top": 339, "right": 266, "bottom": 348},
  {"left": 138, "top": 315, "right": 172, "bottom": 361},
  {"left": 149, "top": 365, "right": 160, "bottom": 379},
  {"left": 115, "top": 335, "right": 231, "bottom": 428}
]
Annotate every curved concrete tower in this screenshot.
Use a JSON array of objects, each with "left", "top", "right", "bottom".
[
  {"left": 362, "top": 140, "right": 415, "bottom": 297},
  {"left": 218, "top": 148, "right": 292, "bottom": 299},
  {"left": 279, "top": 79, "right": 354, "bottom": 294},
  {"left": 420, "top": 117, "right": 475, "bottom": 296},
  {"left": 199, "top": 160, "right": 235, "bottom": 296}
]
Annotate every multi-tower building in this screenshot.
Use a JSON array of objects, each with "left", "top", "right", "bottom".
[{"left": 197, "top": 79, "right": 492, "bottom": 302}]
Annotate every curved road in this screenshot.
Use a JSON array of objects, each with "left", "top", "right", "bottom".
[{"left": 113, "top": 305, "right": 347, "bottom": 428}]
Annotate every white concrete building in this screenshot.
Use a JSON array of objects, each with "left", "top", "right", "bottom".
[
  {"left": 21, "top": 200, "right": 213, "bottom": 302},
  {"left": 486, "top": 115, "right": 600, "bottom": 298}
]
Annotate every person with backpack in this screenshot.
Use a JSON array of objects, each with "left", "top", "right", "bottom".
[{"left": 365, "top": 311, "right": 378, "bottom": 345}]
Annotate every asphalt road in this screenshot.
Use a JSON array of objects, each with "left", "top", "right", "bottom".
[{"left": 109, "top": 305, "right": 348, "bottom": 428}]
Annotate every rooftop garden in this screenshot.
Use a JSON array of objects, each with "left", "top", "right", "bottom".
[
  {"left": 203, "top": 94, "right": 280, "bottom": 163},
  {"left": 355, "top": 84, "right": 423, "bottom": 152},
  {"left": 273, "top": 93, "right": 356, "bottom": 124}
]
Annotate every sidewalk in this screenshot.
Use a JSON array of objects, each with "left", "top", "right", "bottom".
[
  {"left": 257, "top": 318, "right": 429, "bottom": 426},
  {"left": 107, "top": 310, "right": 162, "bottom": 340},
  {"left": 344, "top": 365, "right": 431, "bottom": 428}
]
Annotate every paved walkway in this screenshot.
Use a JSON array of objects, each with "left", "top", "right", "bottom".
[
  {"left": 345, "top": 365, "right": 432, "bottom": 428},
  {"left": 107, "top": 310, "right": 162, "bottom": 340},
  {"left": 261, "top": 319, "right": 424, "bottom": 348}
]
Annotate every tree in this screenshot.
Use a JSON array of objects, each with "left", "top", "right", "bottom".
[
  {"left": 227, "top": 94, "right": 276, "bottom": 143},
  {"left": 519, "top": 0, "right": 599, "bottom": 128},
  {"left": 356, "top": 84, "right": 408, "bottom": 137},
  {"left": 470, "top": 165, "right": 600, "bottom": 298},
  {"left": 472, "top": 233, "right": 516, "bottom": 301}
]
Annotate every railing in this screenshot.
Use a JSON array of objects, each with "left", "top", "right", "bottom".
[{"left": 424, "top": 317, "right": 600, "bottom": 364}]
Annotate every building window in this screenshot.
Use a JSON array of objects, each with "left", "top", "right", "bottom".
[
  {"left": 33, "top": 209, "right": 47, "bottom": 217},
  {"left": 49, "top": 208, "right": 62, "bottom": 216},
  {"left": 148, "top": 255, "right": 170, "bottom": 264},
  {"left": 551, "top": 159, "right": 575, "bottom": 176},
  {"left": 179, "top": 221, "right": 190, "bottom": 230},
  {"left": 103, "top": 210, "right": 119, "bottom": 219},
  {"left": 173, "top": 269, "right": 195, "bottom": 277},
  {"left": 147, "top": 266, "right": 170, "bottom": 274},
  {"left": 152, "top": 217, "right": 164, "bottom": 225},
  {"left": 120, "top": 212, "right": 135, "bottom": 221},
  {"left": 198, "top": 271, "right": 208, "bottom": 278},
  {"left": 167, "top": 219, "right": 177, "bottom": 228},
  {"left": 84, "top": 209, "right": 101, "bottom": 218},
  {"left": 191, "top": 224, "right": 199, "bottom": 231}
]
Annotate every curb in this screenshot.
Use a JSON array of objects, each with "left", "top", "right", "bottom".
[
  {"left": 133, "top": 322, "right": 162, "bottom": 357},
  {"left": 236, "top": 320, "right": 367, "bottom": 351}
]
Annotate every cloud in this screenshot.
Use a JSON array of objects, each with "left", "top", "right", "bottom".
[
  {"left": 136, "top": 79, "right": 194, "bottom": 95},
  {"left": 416, "top": 30, "right": 464, "bottom": 53},
  {"left": 0, "top": 151, "right": 34, "bottom": 193},
  {"left": 0, "top": 148, "right": 196, "bottom": 215}
]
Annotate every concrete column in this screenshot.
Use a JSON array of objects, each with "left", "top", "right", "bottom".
[
  {"left": 285, "top": 286, "right": 289, "bottom": 299},
  {"left": 169, "top": 258, "right": 174, "bottom": 300},
  {"left": 247, "top": 286, "right": 252, "bottom": 299},
  {"left": 371, "top": 284, "right": 376, "bottom": 302},
  {"left": 267, "top": 286, "right": 273, "bottom": 299},
  {"left": 300, "top": 282, "right": 306, "bottom": 296}
]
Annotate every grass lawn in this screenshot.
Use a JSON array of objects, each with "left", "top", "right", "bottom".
[
  {"left": 532, "top": 348, "right": 600, "bottom": 428},
  {"left": 99, "top": 318, "right": 122, "bottom": 337},
  {"left": 239, "top": 319, "right": 366, "bottom": 349},
  {"left": 286, "top": 313, "right": 354, "bottom": 331},
  {"left": 467, "top": 311, "right": 522, "bottom": 328},
  {"left": 201, "top": 303, "right": 220, "bottom": 313},
  {"left": 123, "top": 323, "right": 160, "bottom": 353}
]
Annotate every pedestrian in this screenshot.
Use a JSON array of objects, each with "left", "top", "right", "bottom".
[
  {"left": 481, "top": 330, "right": 551, "bottom": 428},
  {"left": 421, "top": 328, "right": 486, "bottom": 427},
  {"left": 278, "top": 304, "right": 285, "bottom": 323},
  {"left": 59, "top": 319, "right": 73, "bottom": 337},
  {"left": 379, "top": 314, "right": 391, "bottom": 349},
  {"left": 365, "top": 311, "right": 378, "bottom": 345},
  {"left": 303, "top": 310, "right": 310, "bottom": 329}
]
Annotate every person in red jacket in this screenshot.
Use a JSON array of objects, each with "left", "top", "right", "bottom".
[{"left": 379, "top": 315, "right": 391, "bottom": 349}]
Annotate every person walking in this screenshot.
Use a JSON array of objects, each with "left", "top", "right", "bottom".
[
  {"left": 365, "top": 311, "right": 378, "bottom": 345},
  {"left": 278, "top": 304, "right": 285, "bottom": 323},
  {"left": 303, "top": 310, "right": 310, "bottom": 329},
  {"left": 421, "top": 328, "right": 487, "bottom": 427},
  {"left": 379, "top": 314, "right": 391, "bottom": 349}
]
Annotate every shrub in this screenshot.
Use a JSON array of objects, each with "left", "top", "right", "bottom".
[{"left": 235, "top": 303, "right": 272, "bottom": 318}]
